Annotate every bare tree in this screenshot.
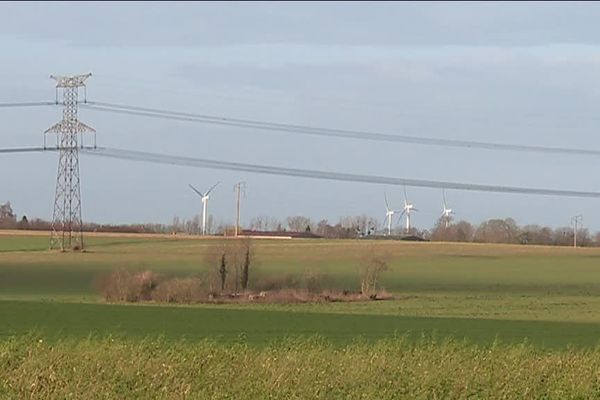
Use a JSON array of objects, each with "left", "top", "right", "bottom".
[
  {"left": 249, "top": 215, "right": 282, "bottom": 231},
  {"left": 204, "top": 242, "right": 228, "bottom": 292},
  {"left": 0, "top": 201, "right": 16, "bottom": 229},
  {"left": 520, "top": 225, "right": 553, "bottom": 245},
  {"left": 430, "top": 219, "right": 474, "bottom": 242},
  {"left": 286, "top": 216, "right": 313, "bottom": 232},
  {"left": 474, "top": 218, "right": 519, "bottom": 244},
  {"left": 359, "top": 245, "right": 391, "bottom": 299}
]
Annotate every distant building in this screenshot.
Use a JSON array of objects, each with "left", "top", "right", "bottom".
[{"left": 240, "top": 230, "right": 323, "bottom": 239}]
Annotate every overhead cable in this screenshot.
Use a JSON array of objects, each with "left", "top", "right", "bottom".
[
  {"left": 81, "top": 100, "right": 600, "bottom": 157},
  {"left": 79, "top": 146, "right": 600, "bottom": 199},
  {"left": 0, "top": 101, "right": 58, "bottom": 108}
]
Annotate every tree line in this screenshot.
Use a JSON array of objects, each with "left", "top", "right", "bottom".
[{"left": 0, "top": 200, "right": 596, "bottom": 246}]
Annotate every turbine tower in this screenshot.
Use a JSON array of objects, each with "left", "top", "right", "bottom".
[
  {"left": 383, "top": 193, "right": 399, "bottom": 236},
  {"left": 45, "top": 73, "right": 95, "bottom": 251},
  {"left": 441, "top": 189, "right": 454, "bottom": 228},
  {"left": 401, "top": 186, "right": 418, "bottom": 233},
  {"left": 189, "top": 182, "right": 220, "bottom": 236}
]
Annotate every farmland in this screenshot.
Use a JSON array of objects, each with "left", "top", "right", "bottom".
[
  {"left": 2, "top": 233, "right": 600, "bottom": 344},
  {"left": 3, "top": 232, "right": 600, "bottom": 397}
]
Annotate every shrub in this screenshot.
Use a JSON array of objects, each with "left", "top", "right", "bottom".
[
  {"left": 302, "top": 270, "right": 334, "bottom": 294},
  {"left": 253, "top": 273, "right": 300, "bottom": 292},
  {"left": 96, "top": 270, "right": 160, "bottom": 302},
  {"left": 151, "top": 277, "right": 207, "bottom": 303}
]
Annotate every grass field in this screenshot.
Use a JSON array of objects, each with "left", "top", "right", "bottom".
[
  {"left": 2, "top": 232, "right": 600, "bottom": 347},
  {"left": 4, "top": 336, "right": 600, "bottom": 399},
  {"left": 4, "top": 232, "right": 600, "bottom": 397}
]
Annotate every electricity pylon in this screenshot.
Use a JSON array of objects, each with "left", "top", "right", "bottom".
[{"left": 45, "top": 73, "right": 95, "bottom": 251}]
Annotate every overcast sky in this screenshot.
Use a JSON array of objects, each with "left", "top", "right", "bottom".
[{"left": 2, "top": 1, "right": 600, "bottom": 231}]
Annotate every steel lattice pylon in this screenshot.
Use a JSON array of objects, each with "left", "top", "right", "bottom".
[{"left": 45, "top": 73, "right": 95, "bottom": 251}]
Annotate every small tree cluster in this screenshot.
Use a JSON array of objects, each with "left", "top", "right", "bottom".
[{"left": 206, "top": 239, "right": 254, "bottom": 294}]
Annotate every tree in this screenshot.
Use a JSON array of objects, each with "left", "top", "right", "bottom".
[
  {"left": 359, "top": 245, "right": 390, "bottom": 299},
  {"left": 286, "top": 216, "right": 312, "bottom": 232},
  {"left": 474, "top": 218, "right": 519, "bottom": 244},
  {"left": 18, "top": 215, "right": 29, "bottom": 229},
  {"left": 249, "top": 215, "right": 282, "bottom": 231},
  {"left": 521, "top": 225, "right": 553, "bottom": 246},
  {"left": 219, "top": 249, "right": 227, "bottom": 292},
  {"left": 240, "top": 239, "right": 253, "bottom": 290},
  {"left": 430, "top": 219, "right": 474, "bottom": 242},
  {"left": 0, "top": 202, "right": 16, "bottom": 228},
  {"left": 552, "top": 227, "right": 572, "bottom": 246}
]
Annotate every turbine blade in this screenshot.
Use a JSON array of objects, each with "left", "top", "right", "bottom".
[
  {"left": 396, "top": 212, "right": 405, "bottom": 226},
  {"left": 384, "top": 192, "right": 389, "bottom": 209},
  {"left": 188, "top": 184, "right": 204, "bottom": 197},
  {"left": 443, "top": 189, "right": 447, "bottom": 209},
  {"left": 205, "top": 181, "right": 220, "bottom": 196}
]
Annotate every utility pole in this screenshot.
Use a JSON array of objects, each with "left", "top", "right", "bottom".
[
  {"left": 44, "top": 73, "right": 95, "bottom": 251},
  {"left": 234, "top": 182, "right": 246, "bottom": 237},
  {"left": 571, "top": 215, "right": 583, "bottom": 248}
]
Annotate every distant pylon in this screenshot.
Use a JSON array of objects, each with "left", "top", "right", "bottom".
[{"left": 44, "top": 73, "right": 95, "bottom": 251}]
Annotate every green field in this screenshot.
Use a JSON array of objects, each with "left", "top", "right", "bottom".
[
  {"left": 4, "top": 233, "right": 600, "bottom": 397},
  {"left": 2, "top": 233, "right": 600, "bottom": 347},
  {"left": 4, "top": 336, "right": 600, "bottom": 399}
]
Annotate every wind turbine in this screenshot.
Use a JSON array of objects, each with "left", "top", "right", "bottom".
[
  {"left": 383, "top": 193, "right": 400, "bottom": 236},
  {"left": 441, "top": 189, "right": 454, "bottom": 228},
  {"left": 401, "top": 186, "right": 418, "bottom": 233},
  {"left": 189, "top": 181, "right": 220, "bottom": 236}
]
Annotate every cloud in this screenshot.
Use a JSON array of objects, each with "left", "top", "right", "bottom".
[{"left": 2, "top": 2, "right": 600, "bottom": 48}]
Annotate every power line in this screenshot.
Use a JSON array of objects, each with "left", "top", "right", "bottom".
[
  {"left": 4, "top": 144, "right": 600, "bottom": 198},
  {"left": 81, "top": 100, "right": 600, "bottom": 157},
  {"left": 78, "top": 146, "right": 600, "bottom": 199},
  {"left": 0, "top": 146, "right": 96, "bottom": 154},
  {"left": 0, "top": 101, "right": 58, "bottom": 108},
  {"left": 0, "top": 146, "right": 50, "bottom": 153}
]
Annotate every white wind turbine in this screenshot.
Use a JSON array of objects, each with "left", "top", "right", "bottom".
[
  {"left": 441, "top": 189, "right": 454, "bottom": 228},
  {"left": 400, "top": 186, "right": 418, "bottom": 233},
  {"left": 383, "top": 193, "right": 400, "bottom": 236},
  {"left": 189, "top": 182, "right": 220, "bottom": 236}
]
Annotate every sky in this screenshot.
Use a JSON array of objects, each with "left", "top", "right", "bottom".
[{"left": 2, "top": 1, "right": 600, "bottom": 231}]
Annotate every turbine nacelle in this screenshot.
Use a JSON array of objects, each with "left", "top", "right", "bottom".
[
  {"left": 402, "top": 186, "right": 418, "bottom": 233},
  {"left": 441, "top": 189, "right": 454, "bottom": 227},
  {"left": 383, "top": 192, "right": 401, "bottom": 235}
]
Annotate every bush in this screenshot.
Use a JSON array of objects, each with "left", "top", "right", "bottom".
[
  {"left": 253, "top": 273, "right": 300, "bottom": 292},
  {"left": 96, "top": 270, "right": 160, "bottom": 302},
  {"left": 303, "top": 270, "right": 330, "bottom": 294},
  {"left": 151, "top": 277, "right": 207, "bottom": 303}
]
